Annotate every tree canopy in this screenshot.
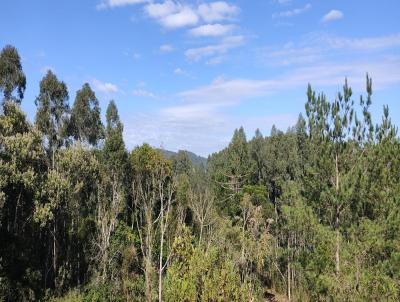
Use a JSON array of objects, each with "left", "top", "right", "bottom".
[{"left": 1, "top": 44, "right": 400, "bottom": 302}]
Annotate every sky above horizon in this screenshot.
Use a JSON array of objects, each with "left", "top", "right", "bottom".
[{"left": 1, "top": 0, "right": 399, "bottom": 156}]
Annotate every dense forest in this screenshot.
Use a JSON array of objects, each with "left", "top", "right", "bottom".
[{"left": 1, "top": 44, "right": 399, "bottom": 302}]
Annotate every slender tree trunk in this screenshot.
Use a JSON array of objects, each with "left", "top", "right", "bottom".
[
  {"left": 199, "top": 222, "right": 204, "bottom": 245},
  {"left": 335, "top": 153, "right": 340, "bottom": 275},
  {"left": 335, "top": 212, "right": 340, "bottom": 275},
  {"left": 53, "top": 220, "right": 57, "bottom": 289},
  {"left": 158, "top": 198, "right": 164, "bottom": 302},
  {"left": 145, "top": 210, "right": 153, "bottom": 302},
  {"left": 287, "top": 236, "right": 291, "bottom": 302},
  {"left": 145, "top": 256, "right": 152, "bottom": 302}
]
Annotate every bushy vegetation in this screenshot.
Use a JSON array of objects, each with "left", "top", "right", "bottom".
[{"left": 1, "top": 44, "right": 399, "bottom": 301}]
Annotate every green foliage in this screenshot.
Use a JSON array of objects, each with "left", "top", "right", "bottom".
[
  {"left": 35, "top": 70, "right": 69, "bottom": 158},
  {"left": 172, "top": 150, "right": 193, "bottom": 176},
  {"left": 1, "top": 46, "right": 400, "bottom": 302},
  {"left": 69, "top": 83, "right": 104, "bottom": 145},
  {"left": 50, "top": 290, "right": 84, "bottom": 302},
  {"left": 0, "top": 45, "right": 26, "bottom": 104},
  {"left": 164, "top": 227, "right": 256, "bottom": 302}
]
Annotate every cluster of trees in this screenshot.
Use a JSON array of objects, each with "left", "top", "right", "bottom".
[{"left": 1, "top": 44, "right": 399, "bottom": 301}]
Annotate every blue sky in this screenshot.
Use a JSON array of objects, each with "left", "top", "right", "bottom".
[{"left": 1, "top": 0, "right": 399, "bottom": 156}]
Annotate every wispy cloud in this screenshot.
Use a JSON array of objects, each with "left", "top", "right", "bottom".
[
  {"left": 189, "top": 24, "right": 234, "bottom": 37},
  {"left": 324, "top": 33, "right": 400, "bottom": 50},
  {"left": 181, "top": 56, "right": 400, "bottom": 104},
  {"left": 274, "top": 0, "right": 292, "bottom": 4},
  {"left": 206, "top": 56, "right": 224, "bottom": 65},
  {"left": 92, "top": 79, "right": 119, "bottom": 93},
  {"left": 261, "top": 44, "right": 319, "bottom": 66},
  {"left": 132, "top": 88, "right": 156, "bottom": 98},
  {"left": 273, "top": 3, "right": 311, "bottom": 18},
  {"left": 197, "top": 1, "right": 239, "bottom": 23},
  {"left": 322, "top": 10, "right": 344, "bottom": 22},
  {"left": 160, "top": 44, "right": 174, "bottom": 53},
  {"left": 185, "top": 35, "right": 244, "bottom": 62},
  {"left": 123, "top": 53, "right": 400, "bottom": 156},
  {"left": 174, "top": 67, "right": 189, "bottom": 76},
  {"left": 97, "top": 0, "right": 148, "bottom": 10},
  {"left": 124, "top": 50, "right": 142, "bottom": 60},
  {"left": 123, "top": 106, "right": 296, "bottom": 156},
  {"left": 259, "top": 33, "right": 400, "bottom": 66}
]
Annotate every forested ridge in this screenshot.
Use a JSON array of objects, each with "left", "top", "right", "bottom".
[{"left": 1, "top": 44, "right": 399, "bottom": 302}]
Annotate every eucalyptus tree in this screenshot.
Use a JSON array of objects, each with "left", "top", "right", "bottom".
[
  {"left": 102, "top": 100, "right": 129, "bottom": 183},
  {"left": 130, "top": 144, "right": 176, "bottom": 302},
  {"left": 0, "top": 45, "right": 26, "bottom": 106},
  {"left": 96, "top": 100, "right": 129, "bottom": 282},
  {"left": 0, "top": 102, "right": 46, "bottom": 300},
  {"left": 69, "top": 83, "right": 104, "bottom": 145},
  {"left": 35, "top": 70, "right": 69, "bottom": 167}
]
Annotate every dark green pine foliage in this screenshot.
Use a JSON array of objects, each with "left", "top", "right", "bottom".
[
  {"left": 0, "top": 45, "right": 26, "bottom": 105},
  {"left": 172, "top": 150, "right": 193, "bottom": 176},
  {"left": 35, "top": 70, "right": 69, "bottom": 165},
  {"left": 209, "top": 126, "right": 251, "bottom": 216},
  {"left": 2, "top": 44, "right": 400, "bottom": 302},
  {"left": 227, "top": 127, "right": 251, "bottom": 183},
  {"left": 249, "top": 128, "right": 265, "bottom": 184},
  {"left": 69, "top": 83, "right": 104, "bottom": 145}
]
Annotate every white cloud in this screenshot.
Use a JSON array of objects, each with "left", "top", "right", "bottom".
[
  {"left": 259, "top": 33, "right": 400, "bottom": 67},
  {"left": 179, "top": 77, "right": 275, "bottom": 106},
  {"left": 145, "top": 1, "right": 198, "bottom": 29},
  {"left": 324, "top": 34, "right": 400, "bottom": 50},
  {"left": 133, "top": 88, "right": 156, "bottom": 98},
  {"left": 322, "top": 10, "right": 344, "bottom": 22},
  {"left": 144, "top": 1, "right": 239, "bottom": 30},
  {"left": 92, "top": 79, "right": 119, "bottom": 93},
  {"left": 123, "top": 54, "right": 400, "bottom": 156},
  {"left": 160, "top": 44, "right": 174, "bottom": 53},
  {"left": 97, "top": 0, "right": 148, "bottom": 10},
  {"left": 261, "top": 44, "right": 320, "bottom": 66},
  {"left": 185, "top": 35, "right": 244, "bottom": 61},
  {"left": 174, "top": 67, "right": 189, "bottom": 76},
  {"left": 189, "top": 24, "right": 234, "bottom": 37},
  {"left": 133, "top": 52, "right": 141, "bottom": 59},
  {"left": 123, "top": 102, "right": 296, "bottom": 156},
  {"left": 180, "top": 56, "right": 400, "bottom": 107},
  {"left": 145, "top": 1, "right": 178, "bottom": 18},
  {"left": 197, "top": 1, "right": 239, "bottom": 23},
  {"left": 275, "top": 0, "right": 292, "bottom": 4},
  {"left": 206, "top": 56, "right": 224, "bottom": 65},
  {"left": 124, "top": 50, "right": 142, "bottom": 60},
  {"left": 273, "top": 3, "right": 311, "bottom": 18},
  {"left": 160, "top": 6, "right": 199, "bottom": 28},
  {"left": 123, "top": 108, "right": 230, "bottom": 156}
]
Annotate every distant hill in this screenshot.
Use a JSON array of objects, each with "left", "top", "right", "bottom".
[{"left": 157, "top": 149, "right": 207, "bottom": 167}]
